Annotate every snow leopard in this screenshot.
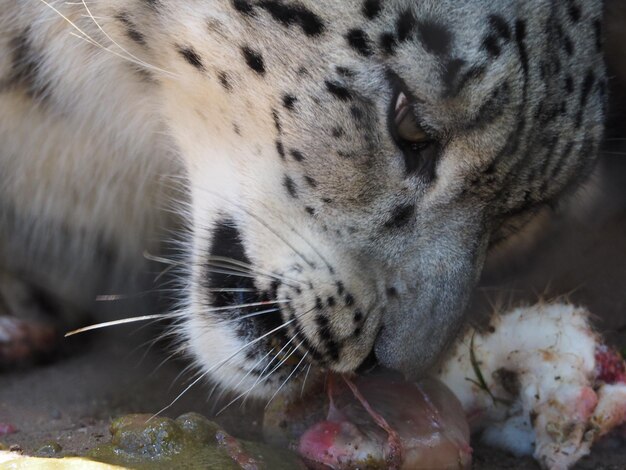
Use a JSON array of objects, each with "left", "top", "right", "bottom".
[{"left": 0, "top": 0, "right": 606, "bottom": 399}]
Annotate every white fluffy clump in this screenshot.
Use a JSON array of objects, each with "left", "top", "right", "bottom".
[{"left": 438, "top": 303, "right": 626, "bottom": 470}]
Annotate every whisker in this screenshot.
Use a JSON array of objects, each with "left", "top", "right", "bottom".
[
  {"left": 65, "top": 314, "right": 172, "bottom": 337},
  {"left": 152, "top": 318, "right": 296, "bottom": 418},
  {"left": 38, "top": 1, "right": 175, "bottom": 78},
  {"left": 205, "top": 261, "right": 303, "bottom": 288},
  {"left": 238, "top": 337, "right": 301, "bottom": 409},
  {"left": 78, "top": 0, "right": 179, "bottom": 77},
  {"left": 207, "top": 256, "right": 303, "bottom": 286},
  {"left": 150, "top": 370, "right": 209, "bottom": 421},
  {"left": 301, "top": 363, "right": 313, "bottom": 398},
  {"left": 168, "top": 183, "right": 316, "bottom": 269},
  {"left": 237, "top": 307, "right": 280, "bottom": 321},
  {"left": 144, "top": 251, "right": 182, "bottom": 266},
  {"left": 213, "top": 347, "right": 277, "bottom": 416},
  {"left": 265, "top": 351, "right": 309, "bottom": 410},
  {"left": 200, "top": 299, "right": 290, "bottom": 315}
]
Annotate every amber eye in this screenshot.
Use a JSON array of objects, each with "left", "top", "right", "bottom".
[
  {"left": 391, "top": 90, "right": 438, "bottom": 176},
  {"left": 394, "top": 92, "right": 430, "bottom": 144}
]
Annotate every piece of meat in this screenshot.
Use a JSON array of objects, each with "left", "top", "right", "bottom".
[
  {"left": 265, "top": 372, "right": 472, "bottom": 469},
  {"left": 437, "top": 303, "right": 626, "bottom": 470}
]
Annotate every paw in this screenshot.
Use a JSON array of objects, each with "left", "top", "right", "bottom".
[{"left": 0, "top": 272, "right": 62, "bottom": 367}]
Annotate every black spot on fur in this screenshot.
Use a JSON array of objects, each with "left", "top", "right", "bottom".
[
  {"left": 258, "top": 1, "right": 325, "bottom": 36},
  {"left": 515, "top": 20, "right": 529, "bottom": 78},
  {"left": 6, "top": 29, "right": 50, "bottom": 103},
  {"left": 483, "top": 34, "right": 501, "bottom": 58},
  {"left": 350, "top": 105, "right": 364, "bottom": 121},
  {"left": 282, "top": 94, "right": 297, "bottom": 110},
  {"left": 305, "top": 206, "right": 315, "bottom": 216},
  {"left": 441, "top": 58, "right": 466, "bottom": 96},
  {"left": 232, "top": 0, "right": 255, "bottom": 16},
  {"left": 353, "top": 310, "right": 363, "bottom": 322},
  {"left": 272, "top": 109, "right": 282, "bottom": 133},
  {"left": 242, "top": 46, "right": 265, "bottom": 75},
  {"left": 332, "top": 127, "right": 344, "bottom": 138},
  {"left": 464, "top": 82, "right": 510, "bottom": 130},
  {"left": 315, "top": 297, "right": 324, "bottom": 310},
  {"left": 568, "top": 2, "right": 582, "bottom": 23},
  {"left": 482, "top": 15, "right": 511, "bottom": 57},
  {"left": 290, "top": 149, "right": 305, "bottom": 162},
  {"left": 325, "top": 80, "right": 352, "bottom": 101},
  {"left": 346, "top": 29, "right": 373, "bottom": 57},
  {"left": 565, "top": 75, "right": 574, "bottom": 94},
  {"left": 336, "top": 281, "right": 345, "bottom": 296},
  {"left": 304, "top": 176, "right": 317, "bottom": 188},
  {"left": 233, "top": 123, "right": 241, "bottom": 135},
  {"left": 276, "top": 140, "right": 286, "bottom": 159},
  {"left": 116, "top": 13, "right": 146, "bottom": 46},
  {"left": 593, "top": 19, "right": 602, "bottom": 52},
  {"left": 283, "top": 175, "right": 298, "bottom": 198},
  {"left": 489, "top": 15, "right": 511, "bottom": 41},
  {"left": 384, "top": 204, "right": 414, "bottom": 229},
  {"left": 336, "top": 67, "right": 355, "bottom": 78},
  {"left": 396, "top": 9, "right": 417, "bottom": 42},
  {"left": 218, "top": 71, "right": 232, "bottom": 91},
  {"left": 418, "top": 20, "right": 452, "bottom": 56},
  {"left": 315, "top": 314, "right": 340, "bottom": 361},
  {"left": 203, "top": 220, "right": 286, "bottom": 345},
  {"left": 379, "top": 32, "right": 397, "bottom": 55},
  {"left": 345, "top": 293, "right": 355, "bottom": 306},
  {"left": 576, "top": 69, "right": 596, "bottom": 128},
  {"left": 327, "top": 296, "right": 336, "bottom": 307},
  {"left": 362, "top": 0, "right": 382, "bottom": 19},
  {"left": 178, "top": 45, "right": 204, "bottom": 70}
]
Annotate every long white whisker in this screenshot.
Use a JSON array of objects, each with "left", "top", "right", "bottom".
[
  {"left": 152, "top": 318, "right": 295, "bottom": 418},
  {"left": 144, "top": 251, "right": 181, "bottom": 266},
  {"left": 239, "top": 337, "right": 300, "bottom": 409},
  {"left": 78, "top": 0, "right": 178, "bottom": 77},
  {"left": 65, "top": 314, "right": 171, "bottom": 337},
  {"left": 265, "top": 351, "right": 309, "bottom": 410},
  {"left": 207, "top": 256, "right": 303, "bottom": 286},
  {"left": 214, "top": 347, "right": 276, "bottom": 416},
  {"left": 150, "top": 371, "right": 209, "bottom": 421},
  {"left": 237, "top": 307, "right": 280, "bottom": 321},
  {"left": 205, "top": 262, "right": 302, "bottom": 288},
  {"left": 301, "top": 363, "right": 313, "bottom": 398},
  {"left": 38, "top": 1, "right": 178, "bottom": 78},
  {"left": 201, "top": 299, "right": 290, "bottom": 315}
]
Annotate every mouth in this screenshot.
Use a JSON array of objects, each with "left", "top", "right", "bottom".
[{"left": 204, "top": 218, "right": 381, "bottom": 400}]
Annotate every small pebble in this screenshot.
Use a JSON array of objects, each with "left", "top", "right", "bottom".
[
  {"left": 9, "top": 444, "right": 22, "bottom": 454},
  {"left": 36, "top": 442, "right": 63, "bottom": 456}
]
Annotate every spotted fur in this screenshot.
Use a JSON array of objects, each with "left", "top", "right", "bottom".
[{"left": 0, "top": 0, "right": 606, "bottom": 397}]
